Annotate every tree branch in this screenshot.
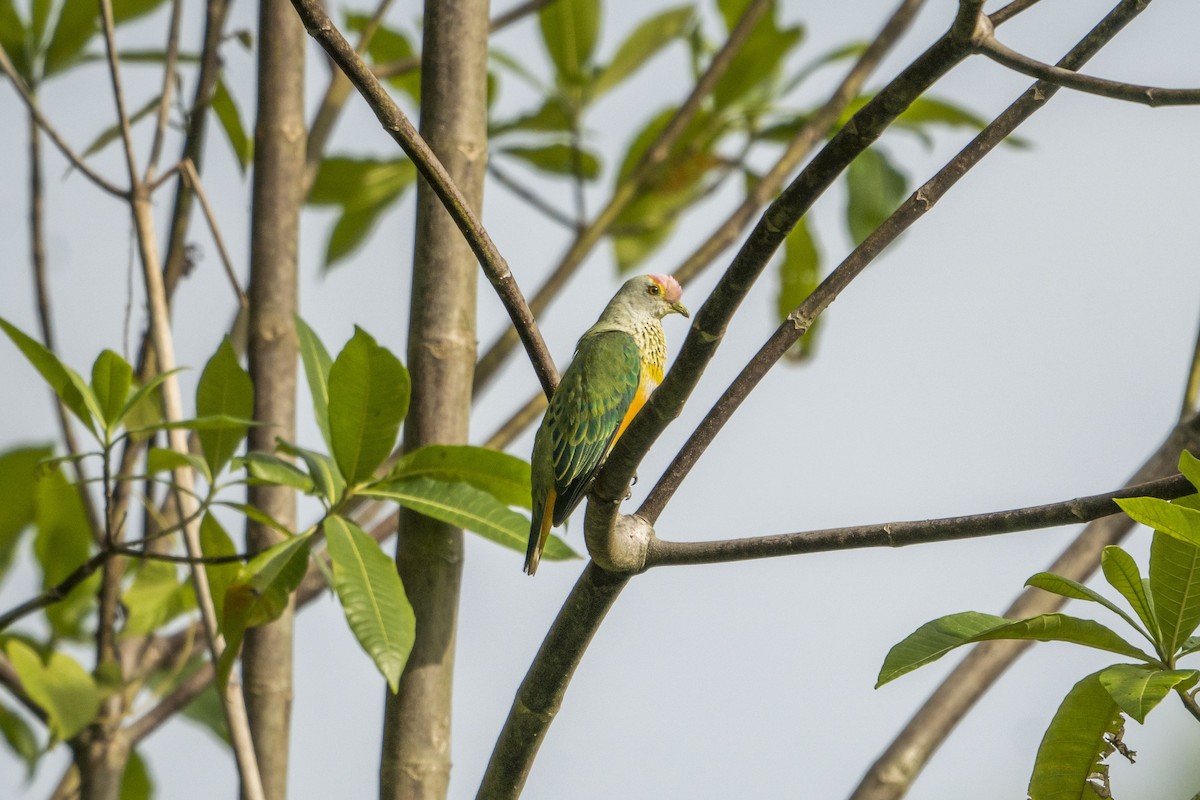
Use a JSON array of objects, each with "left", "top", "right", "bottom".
[
  {"left": 287, "top": 0, "right": 559, "bottom": 397},
  {"left": 977, "top": 26, "right": 1200, "bottom": 107},
  {"left": 646, "top": 474, "right": 1193, "bottom": 567}
]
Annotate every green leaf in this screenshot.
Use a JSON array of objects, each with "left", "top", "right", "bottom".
[
  {"left": 388, "top": 445, "right": 532, "bottom": 509},
  {"left": 538, "top": 0, "right": 600, "bottom": 85},
  {"left": 274, "top": 439, "right": 343, "bottom": 505},
  {"left": 0, "top": 0, "right": 31, "bottom": 84},
  {"left": 112, "top": 0, "right": 170, "bottom": 24},
  {"left": 80, "top": 95, "right": 161, "bottom": 160},
  {"left": 776, "top": 214, "right": 821, "bottom": 362},
  {"left": 328, "top": 328, "right": 409, "bottom": 484},
  {"left": 145, "top": 446, "right": 211, "bottom": 484},
  {"left": 200, "top": 512, "right": 239, "bottom": 627},
  {"left": 1117, "top": 495, "right": 1200, "bottom": 547},
  {"left": 970, "top": 614, "right": 1156, "bottom": 662},
  {"left": 877, "top": 611, "right": 1009, "bottom": 687},
  {"left": 361, "top": 477, "right": 576, "bottom": 560},
  {"left": 0, "top": 445, "right": 53, "bottom": 582},
  {"left": 308, "top": 157, "right": 416, "bottom": 210},
  {"left": 196, "top": 338, "right": 254, "bottom": 476},
  {"left": 0, "top": 316, "right": 97, "bottom": 435},
  {"left": 4, "top": 639, "right": 99, "bottom": 742},
  {"left": 845, "top": 147, "right": 907, "bottom": 246},
  {"left": 42, "top": 0, "right": 97, "bottom": 77},
  {"left": 118, "top": 368, "right": 181, "bottom": 432},
  {"left": 712, "top": 0, "right": 803, "bottom": 110},
  {"left": 1026, "top": 570, "right": 1146, "bottom": 641},
  {"left": 324, "top": 516, "right": 414, "bottom": 693},
  {"left": 489, "top": 98, "right": 572, "bottom": 137},
  {"left": 212, "top": 76, "right": 252, "bottom": 172},
  {"left": 308, "top": 158, "right": 416, "bottom": 269},
  {"left": 1181, "top": 635, "right": 1200, "bottom": 656},
  {"left": 121, "top": 560, "right": 196, "bottom": 636},
  {"left": 239, "top": 452, "right": 315, "bottom": 494},
  {"left": 1148, "top": 529, "right": 1200, "bottom": 656},
  {"left": 499, "top": 143, "right": 601, "bottom": 180},
  {"left": 181, "top": 683, "right": 229, "bottom": 744},
  {"left": 1028, "top": 671, "right": 1123, "bottom": 800},
  {"left": 218, "top": 533, "right": 312, "bottom": 689},
  {"left": 325, "top": 200, "right": 393, "bottom": 268},
  {"left": 1179, "top": 451, "right": 1200, "bottom": 492},
  {"left": 1098, "top": 663, "right": 1198, "bottom": 724},
  {"left": 877, "top": 612, "right": 1155, "bottom": 689},
  {"left": 592, "top": 6, "right": 693, "bottom": 97},
  {"left": 344, "top": 13, "right": 420, "bottom": 100},
  {"left": 0, "top": 700, "right": 39, "bottom": 776},
  {"left": 120, "top": 749, "right": 154, "bottom": 800},
  {"left": 295, "top": 317, "right": 334, "bottom": 451},
  {"left": 91, "top": 350, "right": 134, "bottom": 432},
  {"left": 34, "top": 469, "right": 97, "bottom": 639},
  {"left": 1099, "top": 546, "right": 1159, "bottom": 643},
  {"left": 215, "top": 502, "right": 293, "bottom": 537},
  {"left": 128, "top": 414, "right": 257, "bottom": 436}
]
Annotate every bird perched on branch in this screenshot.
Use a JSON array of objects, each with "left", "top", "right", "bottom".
[{"left": 526, "top": 274, "right": 689, "bottom": 575}]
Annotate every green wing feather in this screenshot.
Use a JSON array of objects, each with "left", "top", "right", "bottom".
[{"left": 533, "top": 330, "right": 640, "bottom": 527}]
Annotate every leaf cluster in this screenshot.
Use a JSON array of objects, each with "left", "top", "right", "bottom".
[{"left": 877, "top": 451, "right": 1200, "bottom": 799}]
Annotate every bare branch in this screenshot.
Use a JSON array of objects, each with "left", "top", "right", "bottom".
[
  {"left": 646, "top": 474, "right": 1193, "bottom": 567},
  {"left": 144, "top": 0, "right": 185, "bottom": 182},
  {"left": 287, "top": 0, "right": 559, "bottom": 396},
  {"left": 0, "top": 553, "right": 109, "bottom": 634},
  {"left": 978, "top": 26, "right": 1200, "bottom": 106}
]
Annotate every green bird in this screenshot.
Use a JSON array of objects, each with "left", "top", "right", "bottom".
[{"left": 526, "top": 274, "right": 689, "bottom": 575}]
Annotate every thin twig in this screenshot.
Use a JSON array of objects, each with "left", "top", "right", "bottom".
[
  {"left": 989, "top": 0, "right": 1045, "bottom": 26},
  {"left": 181, "top": 159, "right": 249, "bottom": 308},
  {"left": 487, "top": 162, "right": 579, "bottom": 231},
  {"left": 977, "top": 27, "right": 1200, "bottom": 106},
  {"left": 288, "top": 0, "right": 559, "bottom": 397},
  {"left": 483, "top": 392, "right": 548, "bottom": 450},
  {"left": 646, "top": 474, "right": 1193, "bottom": 567},
  {"left": 0, "top": 45, "right": 127, "bottom": 197},
  {"left": 0, "top": 553, "right": 109, "bottom": 633},
  {"left": 126, "top": 660, "right": 215, "bottom": 743},
  {"left": 144, "top": 0, "right": 185, "bottom": 182}
]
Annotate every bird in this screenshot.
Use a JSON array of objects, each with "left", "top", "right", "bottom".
[{"left": 525, "top": 274, "right": 689, "bottom": 575}]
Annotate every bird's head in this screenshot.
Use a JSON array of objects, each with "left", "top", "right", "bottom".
[{"left": 621, "top": 274, "right": 689, "bottom": 320}]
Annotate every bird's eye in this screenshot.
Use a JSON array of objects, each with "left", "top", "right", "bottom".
[{"left": 648, "top": 283, "right": 661, "bottom": 295}]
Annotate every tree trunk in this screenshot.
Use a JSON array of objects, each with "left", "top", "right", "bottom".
[
  {"left": 242, "top": 0, "right": 305, "bottom": 796},
  {"left": 378, "top": 0, "right": 488, "bottom": 797}
]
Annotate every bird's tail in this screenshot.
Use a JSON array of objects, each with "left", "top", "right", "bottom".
[{"left": 525, "top": 490, "right": 556, "bottom": 576}]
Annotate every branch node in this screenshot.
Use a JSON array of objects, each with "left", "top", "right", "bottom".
[{"left": 584, "top": 505, "right": 652, "bottom": 574}]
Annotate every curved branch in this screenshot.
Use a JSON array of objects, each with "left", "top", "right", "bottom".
[
  {"left": 646, "top": 473, "right": 1193, "bottom": 567},
  {"left": 978, "top": 28, "right": 1200, "bottom": 107},
  {"left": 287, "top": 0, "right": 559, "bottom": 396}
]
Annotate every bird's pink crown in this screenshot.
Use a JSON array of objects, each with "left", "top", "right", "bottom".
[{"left": 648, "top": 274, "right": 683, "bottom": 303}]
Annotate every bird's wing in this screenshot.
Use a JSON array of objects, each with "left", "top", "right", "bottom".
[{"left": 546, "top": 330, "right": 641, "bottom": 526}]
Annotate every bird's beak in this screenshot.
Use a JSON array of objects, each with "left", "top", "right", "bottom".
[{"left": 671, "top": 301, "right": 689, "bottom": 318}]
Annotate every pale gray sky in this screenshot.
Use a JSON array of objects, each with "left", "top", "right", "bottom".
[{"left": 2, "top": 0, "right": 1200, "bottom": 797}]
